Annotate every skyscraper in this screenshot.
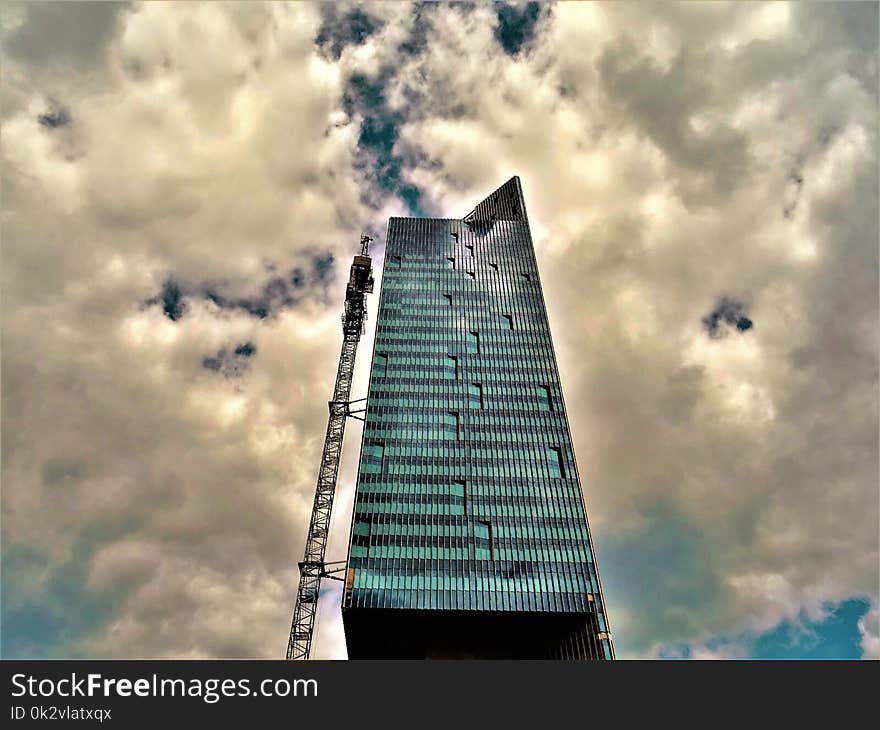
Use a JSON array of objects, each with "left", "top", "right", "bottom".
[{"left": 342, "top": 177, "right": 614, "bottom": 659}]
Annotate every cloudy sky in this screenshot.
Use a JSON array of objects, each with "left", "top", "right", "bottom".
[{"left": 2, "top": 1, "right": 877, "bottom": 660}]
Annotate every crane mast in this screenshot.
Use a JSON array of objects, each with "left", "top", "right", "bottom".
[{"left": 286, "top": 234, "right": 374, "bottom": 660}]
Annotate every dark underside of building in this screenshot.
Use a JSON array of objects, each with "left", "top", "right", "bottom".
[{"left": 344, "top": 607, "right": 606, "bottom": 659}]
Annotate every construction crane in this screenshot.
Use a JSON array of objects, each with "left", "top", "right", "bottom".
[{"left": 285, "top": 234, "right": 374, "bottom": 660}]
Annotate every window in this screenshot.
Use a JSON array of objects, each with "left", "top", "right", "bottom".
[
  {"left": 452, "top": 479, "right": 467, "bottom": 515},
  {"left": 467, "top": 331, "right": 479, "bottom": 354},
  {"left": 445, "top": 355, "right": 459, "bottom": 379},
  {"left": 442, "top": 293, "right": 452, "bottom": 306},
  {"left": 468, "top": 383, "right": 483, "bottom": 409},
  {"left": 374, "top": 353, "right": 388, "bottom": 378},
  {"left": 475, "top": 520, "right": 493, "bottom": 560},
  {"left": 548, "top": 447, "right": 565, "bottom": 478},
  {"left": 466, "top": 270, "right": 476, "bottom": 280},
  {"left": 520, "top": 271, "right": 532, "bottom": 281},
  {"left": 390, "top": 255, "right": 401, "bottom": 268},
  {"left": 501, "top": 313, "right": 513, "bottom": 330},
  {"left": 443, "top": 411, "right": 460, "bottom": 440},
  {"left": 489, "top": 262, "right": 498, "bottom": 272},
  {"left": 451, "top": 232, "right": 459, "bottom": 242},
  {"left": 447, "top": 256, "right": 456, "bottom": 270},
  {"left": 351, "top": 520, "right": 371, "bottom": 557},
  {"left": 353, "top": 520, "right": 371, "bottom": 536},
  {"left": 537, "top": 385, "right": 553, "bottom": 411},
  {"left": 364, "top": 442, "right": 385, "bottom": 474},
  {"left": 465, "top": 244, "right": 474, "bottom": 256}
]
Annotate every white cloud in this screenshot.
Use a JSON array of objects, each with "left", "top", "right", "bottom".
[
  {"left": 858, "top": 603, "right": 880, "bottom": 660},
  {"left": 2, "top": 1, "right": 876, "bottom": 660}
]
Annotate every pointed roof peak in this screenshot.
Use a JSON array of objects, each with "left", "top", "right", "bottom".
[{"left": 462, "top": 176, "right": 527, "bottom": 226}]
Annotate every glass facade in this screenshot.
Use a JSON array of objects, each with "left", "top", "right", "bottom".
[{"left": 342, "top": 177, "right": 613, "bottom": 659}]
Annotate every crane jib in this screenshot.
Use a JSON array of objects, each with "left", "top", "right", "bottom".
[{"left": 286, "top": 235, "right": 374, "bottom": 661}]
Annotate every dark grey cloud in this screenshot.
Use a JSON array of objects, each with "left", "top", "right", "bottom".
[
  {"left": 2, "top": 1, "right": 127, "bottom": 68},
  {"left": 597, "top": 41, "right": 752, "bottom": 206},
  {"left": 792, "top": 1, "right": 879, "bottom": 98},
  {"left": 782, "top": 168, "right": 805, "bottom": 220},
  {"left": 41, "top": 457, "right": 87, "bottom": 489}
]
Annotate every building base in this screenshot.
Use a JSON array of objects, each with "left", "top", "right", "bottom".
[{"left": 342, "top": 607, "right": 608, "bottom": 660}]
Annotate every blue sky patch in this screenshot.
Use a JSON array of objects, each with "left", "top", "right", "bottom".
[
  {"left": 752, "top": 598, "right": 872, "bottom": 659},
  {"left": 316, "top": 5, "right": 383, "bottom": 61},
  {"left": 397, "top": 3, "right": 429, "bottom": 57},
  {"left": 702, "top": 296, "right": 753, "bottom": 338},
  {"left": 657, "top": 597, "right": 873, "bottom": 659},
  {"left": 144, "top": 278, "right": 186, "bottom": 321},
  {"left": 598, "top": 496, "right": 726, "bottom": 656},
  {"left": 203, "top": 342, "right": 257, "bottom": 378},
  {"left": 146, "top": 253, "right": 335, "bottom": 322},
  {"left": 343, "top": 71, "right": 426, "bottom": 216},
  {"left": 38, "top": 103, "right": 71, "bottom": 129},
  {"left": 2, "top": 541, "right": 121, "bottom": 659},
  {"left": 495, "top": 1, "right": 542, "bottom": 56}
]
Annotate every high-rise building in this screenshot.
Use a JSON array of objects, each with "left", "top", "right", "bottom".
[{"left": 341, "top": 177, "right": 614, "bottom": 659}]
